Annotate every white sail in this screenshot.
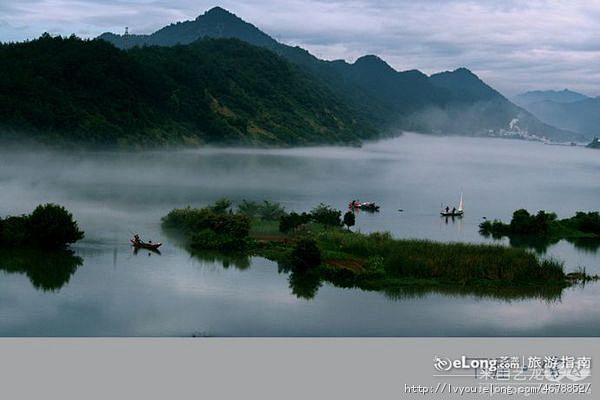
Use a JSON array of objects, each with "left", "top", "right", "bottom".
[{"left": 458, "top": 191, "right": 464, "bottom": 212}]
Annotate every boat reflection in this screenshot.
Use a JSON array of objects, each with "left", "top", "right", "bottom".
[{"left": 133, "top": 246, "right": 162, "bottom": 256}]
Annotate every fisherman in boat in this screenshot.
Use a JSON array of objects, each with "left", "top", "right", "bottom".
[
  {"left": 452, "top": 207, "right": 456, "bottom": 214},
  {"left": 131, "top": 234, "right": 162, "bottom": 250},
  {"left": 445, "top": 206, "right": 450, "bottom": 213}
]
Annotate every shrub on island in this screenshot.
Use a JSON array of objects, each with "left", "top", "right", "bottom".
[
  {"left": 278, "top": 203, "right": 342, "bottom": 233},
  {"left": 309, "top": 204, "right": 342, "bottom": 227},
  {"left": 161, "top": 202, "right": 251, "bottom": 251},
  {"left": 0, "top": 204, "right": 84, "bottom": 249},
  {"left": 279, "top": 212, "right": 312, "bottom": 233},
  {"left": 238, "top": 200, "right": 286, "bottom": 221}
]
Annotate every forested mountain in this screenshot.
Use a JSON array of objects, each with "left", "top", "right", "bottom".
[
  {"left": 0, "top": 6, "right": 580, "bottom": 147},
  {"left": 100, "top": 6, "right": 579, "bottom": 142},
  {"left": 0, "top": 34, "right": 374, "bottom": 146},
  {"left": 514, "top": 90, "right": 599, "bottom": 139}
]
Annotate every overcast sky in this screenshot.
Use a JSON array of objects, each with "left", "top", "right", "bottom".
[{"left": 1, "top": 0, "right": 599, "bottom": 96}]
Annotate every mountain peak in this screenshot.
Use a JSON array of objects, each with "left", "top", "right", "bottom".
[
  {"left": 353, "top": 55, "right": 395, "bottom": 73},
  {"left": 355, "top": 54, "right": 385, "bottom": 64},
  {"left": 429, "top": 67, "right": 499, "bottom": 101},
  {"left": 429, "top": 67, "right": 478, "bottom": 80},
  {"left": 448, "top": 67, "right": 477, "bottom": 78},
  {"left": 200, "top": 6, "right": 237, "bottom": 20},
  {"left": 455, "top": 67, "right": 473, "bottom": 73}
]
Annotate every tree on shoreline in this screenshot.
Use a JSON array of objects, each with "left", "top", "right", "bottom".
[{"left": 343, "top": 211, "right": 355, "bottom": 231}]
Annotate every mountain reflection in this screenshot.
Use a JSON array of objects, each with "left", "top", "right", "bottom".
[{"left": 0, "top": 248, "right": 83, "bottom": 291}]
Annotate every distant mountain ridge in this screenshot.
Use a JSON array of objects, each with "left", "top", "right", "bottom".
[
  {"left": 514, "top": 90, "right": 598, "bottom": 139},
  {"left": 99, "top": 6, "right": 580, "bottom": 142},
  {"left": 514, "top": 89, "right": 590, "bottom": 106}
]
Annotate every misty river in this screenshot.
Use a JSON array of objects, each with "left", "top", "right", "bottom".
[{"left": 0, "top": 132, "right": 599, "bottom": 336}]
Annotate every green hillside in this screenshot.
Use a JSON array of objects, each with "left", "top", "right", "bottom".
[{"left": 0, "top": 34, "right": 373, "bottom": 147}]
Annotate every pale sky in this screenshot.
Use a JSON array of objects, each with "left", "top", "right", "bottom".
[{"left": 1, "top": 0, "right": 599, "bottom": 97}]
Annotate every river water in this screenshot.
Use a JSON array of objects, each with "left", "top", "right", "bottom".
[{"left": 0, "top": 133, "right": 598, "bottom": 336}]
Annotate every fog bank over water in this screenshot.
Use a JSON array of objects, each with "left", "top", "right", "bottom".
[{"left": 1, "top": 134, "right": 599, "bottom": 240}]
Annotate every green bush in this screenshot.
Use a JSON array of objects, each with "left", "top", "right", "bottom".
[
  {"left": 343, "top": 211, "right": 355, "bottom": 230},
  {"left": 26, "top": 204, "right": 84, "bottom": 248},
  {"left": 480, "top": 209, "right": 559, "bottom": 238},
  {"left": 162, "top": 200, "right": 250, "bottom": 239},
  {"left": 570, "top": 212, "right": 600, "bottom": 234},
  {"left": 210, "top": 198, "right": 233, "bottom": 215},
  {"left": 0, "top": 204, "right": 83, "bottom": 249},
  {"left": 509, "top": 209, "right": 555, "bottom": 235},
  {"left": 161, "top": 207, "right": 207, "bottom": 233},
  {"left": 310, "top": 204, "right": 342, "bottom": 227},
  {"left": 0, "top": 216, "right": 29, "bottom": 245},
  {"left": 162, "top": 202, "right": 251, "bottom": 250},
  {"left": 279, "top": 212, "right": 312, "bottom": 233},
  {"left": 238, "top": 200, "right": 286, "bottom": 221}
]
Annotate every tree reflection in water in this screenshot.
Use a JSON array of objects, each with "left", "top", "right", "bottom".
[
  {"left": 288, "top": 270, "right": 322, "bottom": 300},
  {"left": 381, "top": 282, "right": 566, "bottom": 303},
  {"left": 481, "top": 232, "right": 600, "bottom": 255},
  {"left": 568, "top": 237, "right": 600, "bottom": 253},
  {"left": 181, "top": 248, "right": 574, "bottom": 303},
  {"left": 0, "top": 248, "right": 83, "bottom": 291},
  {"left": 188, "top": 249, "right": 251, "bottom": 270}
]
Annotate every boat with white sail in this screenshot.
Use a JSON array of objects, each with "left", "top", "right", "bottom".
[{"left": 440, "top": 192, "right": 464, "bottom": 217}]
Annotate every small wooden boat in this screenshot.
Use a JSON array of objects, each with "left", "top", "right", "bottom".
[
  {"left": 349, "top": 200, "right": 380, "bottom": 212},
  {"left": 131, "top": 239, "right": 162, "bottom": 250},
  {"left": 440, "top": 210, "right": 464, "bottom": 217}
]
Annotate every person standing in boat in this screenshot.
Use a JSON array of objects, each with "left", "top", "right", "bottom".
[{"left": 445, "top": 206, "right": 450, "bottom": 213}]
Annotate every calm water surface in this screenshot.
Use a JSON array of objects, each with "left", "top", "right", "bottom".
[{"left": 0, "top": 133, "right": 599, "bottom": 336}]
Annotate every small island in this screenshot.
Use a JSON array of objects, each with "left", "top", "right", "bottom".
[
  {"left": 162, "top": 200, "right": 595, "bottom": 300},
  {"left": 480, "top": 209, "right": 600, "bottom": 240},
  {"left": 0, "top": 203, "right": 84, "bottom": 249},
  {"left": 0, "top": 204, "right": 84, "bottom": 291}
]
